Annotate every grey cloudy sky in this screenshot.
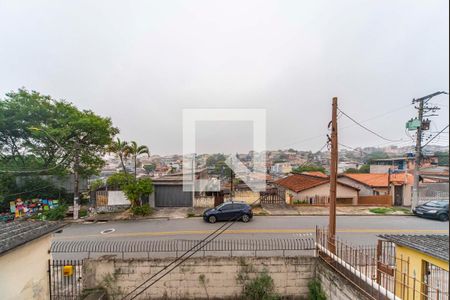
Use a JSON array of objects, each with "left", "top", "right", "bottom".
[{"left": 0, "top": 0, "right": 448, "bottom": 155}]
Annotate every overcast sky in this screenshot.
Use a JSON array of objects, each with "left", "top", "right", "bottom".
[{"left": 0, "top": 1, "right": 448, "bottom": 155}]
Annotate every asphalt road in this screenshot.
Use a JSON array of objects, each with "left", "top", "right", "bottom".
[
  {"left": 52, "top": 215, "right": 448, "bottom": 259},
  {"left": 56, "top": 215, "right": 448, "bottom": 243}
]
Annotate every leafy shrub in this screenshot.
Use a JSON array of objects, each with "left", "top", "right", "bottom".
[
  {"left": 243, "top": 271, "right": 280, "bottom": 300},
  {"left": 308, "top": 279, "right": 327, "bottom": 300},
  {"left": 131, "top": 204, "right": 153, "bottom": 216},
  {"left": 106, "top": 173, "right": 134, "bottom": 190},
  {"left": 90, "top": 179, "right": 105, "bottom": 191},
  {"left": 79, "top": 208, "right": 88, "bottom": 218},
  {"left": 123, "top": 178, "right": 153, "bottom": 206},
  {"left": 293, "top": 199, "right": 308, "bottom": 205},
  {"left": 44, "top": 205, "right": 68, "bottom": 220}
]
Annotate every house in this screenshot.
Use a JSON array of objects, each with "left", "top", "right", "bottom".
[
  {"left": 370, "top": 157, "right": 414, "bottom": 173},
  {"left": 379, "top": 234, "right": 449, "bottom": 300},
  {"left": 0, "top": 220, "right": 65, "bottom": 300},
  {"left": 150, "top": 169, "right": 209, "bottom": 207},
  {"left": 339, "top": 173, "right": 413, "bottom": 206},
  {"left": 274, "top": 173, "right": 359, "bottom": 205}
]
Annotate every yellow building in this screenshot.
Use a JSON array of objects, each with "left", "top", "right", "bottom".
[{"left": 380, "top": 235, "right": 449, "bottom": 300}]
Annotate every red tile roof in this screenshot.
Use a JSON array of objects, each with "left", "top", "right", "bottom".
[
  {"left": 301, "top": 171, "right": 328, "bottom": 178},
  {"left": 342, "top": 173, "right": 413, "bottom": 187},
  {"left": 275, "top": 173, "right": 358, "bottom": 193}
]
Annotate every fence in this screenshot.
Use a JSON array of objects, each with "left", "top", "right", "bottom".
[
  {"left": 316, "top": 228, "right": 449, "bottom": 300},
  {"left": 359, "top": 195, "right": 392, "bottom": 206},
  {"left": 49, "top": 259, "right": 83, "bottom": 300},
  {"left": 419, "top": 183, "right": 450, "bottom": 205},
  {"left": 51, "top": 237, "right": 315, "bottom": 258}
]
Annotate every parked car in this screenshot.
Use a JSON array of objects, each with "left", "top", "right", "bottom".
[
  {"left": 203, "top": 201, "right": 253, "bottom": 223},
  {"left": 413, "top": 200, "right": 449, "bottom": 221}
]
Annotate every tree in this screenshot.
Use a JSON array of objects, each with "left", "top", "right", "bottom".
[
  {"left": 292, "top": 164, "right": 326, "bottom": 174},
  {"left": 124, "top": 141, "right": 150, "bottom": 179},
  {"left": 123, "top": 178, "right": 153, "bottom": 207},
  {"left": 107, "top": 138, "right": 129, "bottom": 173},
  {"left": 344, "top": 164, "right": 370, "bottom": 174},
  {"left": 106, "top": 172, "right": 134, "bottom": 190},
  {"left": 0, "top": 89, "right": 119, "bottom": 217},
  {"left": 143, "top": 163, "right": 156, "bottom": 174}
]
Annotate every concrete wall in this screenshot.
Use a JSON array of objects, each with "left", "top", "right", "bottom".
[
  {"left": 338, "top": 177, "right": 374, "bottom": 196},
  {"left": 0, "top": 235, "right": 51, "bottom": 300},
  {"left": 225, "top": 190, "right": 260, "bottom": 205},
  {"left": 316, "top": 260, "right": 371, "bottom": 300},
  {"left": 108, "top": 191, "right": 131, "bottom": 206},
  {"left": 83, "top": 256, "right": 316, "bottom": 299}
]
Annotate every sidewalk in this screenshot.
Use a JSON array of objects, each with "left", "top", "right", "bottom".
[{"left": 77, "top": 205, "right": 412, "bottom": 223}]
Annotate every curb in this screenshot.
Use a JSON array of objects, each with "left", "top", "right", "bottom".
[{"left": 70, "top": 214, "right": 415, "bottom": 223}]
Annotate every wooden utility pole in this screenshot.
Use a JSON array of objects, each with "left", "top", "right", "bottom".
[
  {"left": 328, "top": 97, "right": 338, "bottom": 253},
  {"left": 410, "top": 91, "right": 446, "bottom": 210},
  {"left": 412, "top": 97, "right": 424, "bottom": 211},
  {"left": 73, "top": 140, "right": 80, "bottom": 220}
]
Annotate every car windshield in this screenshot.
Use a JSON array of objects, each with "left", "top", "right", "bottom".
[
  {"left": 215, "top": 203, "right": 229, "bottom": 210},
  {"left": 423, "top": 201, "right": 448, "bottom": 208}
]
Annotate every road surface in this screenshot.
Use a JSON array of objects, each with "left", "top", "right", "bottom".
[
  {"left": 52, "top": 215, "right": 448, "bottom": 259},
  {"left": 56, "top": 215, "right": 448, "bottom": 242}
]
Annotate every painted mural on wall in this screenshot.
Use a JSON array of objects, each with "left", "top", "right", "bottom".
[{"left": 1, "top": 198, "right": 60, "bottom": 221}]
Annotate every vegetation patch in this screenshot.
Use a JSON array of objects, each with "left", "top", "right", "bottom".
[
  {"left": 242, "top": 271, "right": 280, "bottom": 300},
  {"left": 131, "top": 204, "right": 153, "bottom": 216},
  {"left": 369, "top": 207, "right": 411, "bottom": 215},
  {"left": 308, "top": 279, "right": 327, "bottom": 300}
]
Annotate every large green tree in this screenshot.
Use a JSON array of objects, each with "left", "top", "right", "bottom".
[{"left": 0, "top": 89, "right": 118, "bottom": 207}]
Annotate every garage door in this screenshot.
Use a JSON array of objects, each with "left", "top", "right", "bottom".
[{"left": 155, "top": 185, "right": 193, "bottom": 207}]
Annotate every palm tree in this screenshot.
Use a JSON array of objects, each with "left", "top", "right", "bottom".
[
  {"left": 107, "top": 138, "right": 129, "bottom": 173},
  {"left": 125, "top": 141, "right": 150, "bottom": 179}
]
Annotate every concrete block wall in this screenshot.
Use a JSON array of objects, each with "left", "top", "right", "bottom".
[
  {"left": 316, "top": 259, "right": 371, "bottom": 300},
  {"left": 83, "top": 256, "right": 316, "bottom": 299}
]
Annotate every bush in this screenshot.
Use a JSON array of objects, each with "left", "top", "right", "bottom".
[
  {"left": 123, "top": 178, "right": 153, "bottom": 206},
  {"left": 43, "top": 205, "right": 68, "bottom": 220},
  {"left": 308, "top": 279, "right": 327, "bottom": 300},
  {"left": 131, "top": 204, "right": 153, "bottom": 216},
  {"left": 106, "top": 173, "right": 134, "bottom": 190},
  {"left": 79, "top": 208, "right": 88, "bottom": 218},
  {"left": 243, "top": 271, "right": 280, "bottom": 300}
]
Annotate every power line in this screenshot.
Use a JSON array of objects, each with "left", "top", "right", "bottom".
[
  {"left": 1, "top": 185, "right": 55, "bottom": 198},
  {"left": 338, "top": 109, "right": 403, "bottom": 142},
  {"left": 422, "top": 125, "right": 450, "bottom": 148},
  {"left": 122, "top": 198, "right": 262, "bottom": 300}
]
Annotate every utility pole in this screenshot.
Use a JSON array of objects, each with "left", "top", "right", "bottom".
[
  {"left": 328, "top": 97, "right": 338, "bottom": 253},
  {"left": 411, "top": 91, "right": 447, "bottom": 210},
  {"left": 73, "top": 140, "right": 80, "bottom": 220}
]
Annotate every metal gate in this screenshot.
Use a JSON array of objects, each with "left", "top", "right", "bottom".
[
  {"left": 49, "top": 259, "right": 83, "bottom": 300},
  {"left": 155, "top": 185, "right": 193, "bottom": 207}
]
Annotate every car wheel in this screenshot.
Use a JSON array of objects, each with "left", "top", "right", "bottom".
[
  {"left": 438, "top": 214, "right": 449, "bottom": 222},
  {"left": 241, "top": 214, "right": 250, "bottom": 223},
  {"left": 208, "top": 215, "right": 217, "bottom": 223}
]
